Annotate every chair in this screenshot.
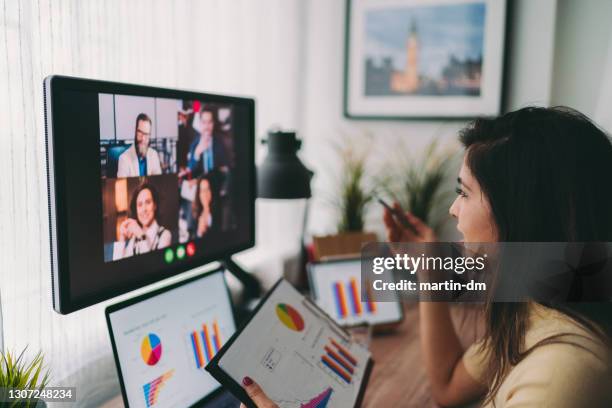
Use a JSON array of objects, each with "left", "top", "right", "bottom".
[{"left": 106, "top": 145, "right": 130, "bottom": 178}]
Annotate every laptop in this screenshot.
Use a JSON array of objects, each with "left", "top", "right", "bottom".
[
  {"left": 307, "top": 258, "right": 404, "bottom": 328},
  {"left": 106, "top": 267, "right": 240, "bottom": 408}
]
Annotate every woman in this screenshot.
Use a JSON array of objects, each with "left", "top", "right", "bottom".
[
  {"left": 191, "top": 174, "right": 218, "bottom": 239},
  {"left": 239, "top": 107, "right": 612, "bottom": 407},
  {"left": 113, "top": 183, "right": 172, "bottom": 260}
]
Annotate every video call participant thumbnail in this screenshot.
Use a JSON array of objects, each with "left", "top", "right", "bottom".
[
  {"left": 117, "top": 113, "right": 162, "bottom": 177},
  {"left": 187, "top": 105, "right": 229, "bottom": 177},
  {"left": 190, "top": 173, "right": 221, "bottom": 240},
  {"left": 177, "top": 103, "right": 196, "bottom": 170},
  {"left": 113, "top": 182, "right": 171, "bottom": 260}
]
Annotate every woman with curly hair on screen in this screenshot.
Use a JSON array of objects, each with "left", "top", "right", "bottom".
[{"left": 114, "top": 182, "right": 172, "bottom": 260}]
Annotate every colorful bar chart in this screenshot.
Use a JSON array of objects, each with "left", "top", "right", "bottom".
[
  {"left": 301, "top": 387, "right": 333, "bottom": 408},
  {"left": 142, "top": 369, "right": 174, "bottom": 407},
  {"left": 189, "top": 320, "right": 222, "bottom": 368},
  {"left": 320, "top": 338, "right": 358, "bottom": 384},
  {"left": 332, "top": 277, "right": 376, "bottom": 319}
]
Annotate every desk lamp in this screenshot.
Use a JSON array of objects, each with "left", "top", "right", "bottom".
[{"left": 258, "top": 130, "right": 313, "bottom": 287}]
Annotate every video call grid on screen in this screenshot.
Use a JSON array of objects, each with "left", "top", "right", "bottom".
[
  {"left": 106, "top": 269, "right": 237, "bottom": 408},
  {"left": 45, "top": 76, "right": 255, "bottom": 313},
  {"left": 99, "top": 94, "right": 240, "bottom": 263}
]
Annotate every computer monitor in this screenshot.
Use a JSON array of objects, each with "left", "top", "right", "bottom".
[
  {"left": 307, "top": 258, "right": 404, "bottom": 327},
  {"left": 106, "top": 267, "right": 238, "bottom": 408},
  {"left": 44, "top": 76, "right": 255, "bottom": 313}
]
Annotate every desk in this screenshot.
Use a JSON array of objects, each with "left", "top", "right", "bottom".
[
  {"left": 362, "top": 304, "right": 484, "bottom": 407},
  {"left": 102, "top": 304, "right": 484, "bottom": 408}
]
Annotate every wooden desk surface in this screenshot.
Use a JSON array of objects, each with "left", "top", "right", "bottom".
[
  {"left": 102, "top": 304, "right": 484, "bottom": 408},
  {"left": 362, "top": 304, "right": 484, "bottom": 408}
]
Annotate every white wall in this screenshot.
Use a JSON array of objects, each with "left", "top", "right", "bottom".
[
  {"left": 550, "top": 0, "right": 612, "bottom": 129},
  {"left": 299, "top": 0, "right": 558, "bottom": 240}
]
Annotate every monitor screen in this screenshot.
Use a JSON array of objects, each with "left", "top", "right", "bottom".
[
  {"left": 44, "top": 76, "right": 255, "bottom": 313},
  {"left": 308, "top": 259, "right": 403, "bottom": 327},
  {"left": 106, "top": 268, "right": 237, "bottom": 408}
]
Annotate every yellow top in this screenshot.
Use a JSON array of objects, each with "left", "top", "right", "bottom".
[{"left": 462, "top": 303, "right": 612, "bottom": 407}]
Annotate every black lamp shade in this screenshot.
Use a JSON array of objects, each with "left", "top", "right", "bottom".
[{"left": 257, "top": 131, "right": 313, "bottom": 199}]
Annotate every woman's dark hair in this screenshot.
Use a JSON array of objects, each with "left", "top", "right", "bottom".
[
  {"left": 461, "top": 106, "right": 612, "bottom": 241},
  {"left": 130, "top": 182, "right": 160, "bottom": 226},
  {"left": 192, "top": 172, "right": 218, "bottom": 220},
  {"left": 459, "top": 106, "right": 612, "bottom": 404}
]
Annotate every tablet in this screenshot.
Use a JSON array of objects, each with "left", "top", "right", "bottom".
[
  {"left": 307, "top": 259, "right": 403, "bottom": 327},
  {"left": 106, "top": 267, "right": 238, "bottom": 407},
  {"left": 206, "top": 279, "right": 373, "bottom": 408}
]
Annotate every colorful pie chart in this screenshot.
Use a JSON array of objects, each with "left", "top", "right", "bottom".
[
  {"left": 141, "top": 333, "right": 162, "bottom": 366},
  {"left": 276, "top": 303, "right": 305, "bottom": 332}
]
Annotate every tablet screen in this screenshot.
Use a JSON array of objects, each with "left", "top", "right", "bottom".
[
  {"left": 214, "top": 280, "right": 371, "bottom": 408},
  {"left": 107, "top": 269, "right": 236, "bottom": 407},
  {"left": 308, "top": 259, "right": 403, "bottom": 326}
]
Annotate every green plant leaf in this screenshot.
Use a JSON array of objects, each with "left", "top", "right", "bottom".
[
  {"left": 387, "top": 138, "right": 458, "bottom": 232},
  {"left": 0, "top": 346, "right": 51, "bottom": 405}
]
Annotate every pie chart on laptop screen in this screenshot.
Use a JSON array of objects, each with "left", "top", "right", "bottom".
[{"left": 141, "top": 333, "right": 162, "bottom": 366}]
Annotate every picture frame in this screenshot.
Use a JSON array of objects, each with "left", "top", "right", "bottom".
[{"left": 344, "top": 0, "right": 508, "bottom": 120}]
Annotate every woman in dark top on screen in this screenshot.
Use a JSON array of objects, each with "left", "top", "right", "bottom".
[{"left": 190, "top": 173, "right": 220, "bottom": 240}]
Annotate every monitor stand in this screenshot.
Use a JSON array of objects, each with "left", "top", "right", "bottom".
[
  {"left": 222, "top": 257, "right": 262, "bottom": 323},
  {"left": 221, "top": 257, "right": 262, "bottom": 300}
]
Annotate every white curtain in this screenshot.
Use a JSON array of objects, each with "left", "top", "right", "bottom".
[{"left": 0, "top": 0, "right": 306, "bottom": 405}]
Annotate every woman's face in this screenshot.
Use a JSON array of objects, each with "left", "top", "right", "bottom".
[
  {"left": 199, "top": 179, "right": 212, "bottom": 208},
  {"left": 136, "top": 188, "right": 156, "bottom": 228},
  {"left": 449, "top": 156, "right": 497, "bottom": 242}
]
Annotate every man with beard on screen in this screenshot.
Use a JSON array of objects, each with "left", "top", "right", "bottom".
[{"left": 117, "top": 113, "right": 162, "bottom": 177}]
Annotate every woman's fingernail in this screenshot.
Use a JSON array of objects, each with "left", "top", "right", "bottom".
[{"left": 242, "top": 376, "right": 253, "bottom": 386}]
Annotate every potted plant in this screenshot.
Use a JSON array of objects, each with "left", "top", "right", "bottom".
[
  {"left": 313, "top": 136, "right": 377, "bottom": 260},
  {"left": 0, "top": 348, "right": 50, "bottom": 407},
  {"left": 381, "top": 138, "right": 457, "bottom": 234}
]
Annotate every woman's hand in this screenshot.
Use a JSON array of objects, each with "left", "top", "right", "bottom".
[
  {"left": 195, "top": 136, "right": 212, "bottom": 158},
  {"left": 383, "top": 202, "right": 436, "bottom": 243},
  {"left": 197, "top": 213, "right": 209, "bottom": 237},
  {"left": 119, "top": 218, "right": 143, "bottom": 241},
  {"left": 240, "top": 377, "right": 278, "bottom": 408}
]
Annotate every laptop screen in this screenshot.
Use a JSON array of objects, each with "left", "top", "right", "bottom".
[
  {"left": 308, "top": 259, "right": 403, "bottom": 327},
  {"left": 106, "top": 268, "right": 236, "bottom": 407}
]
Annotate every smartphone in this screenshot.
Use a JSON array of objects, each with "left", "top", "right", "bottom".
[{"left": 376, "top": 196, "right": 419, "bottom": 235}]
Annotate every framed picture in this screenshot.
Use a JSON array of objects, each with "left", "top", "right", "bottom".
[{"left": 344, "top": 0, "right": 507, "bottom": 119}]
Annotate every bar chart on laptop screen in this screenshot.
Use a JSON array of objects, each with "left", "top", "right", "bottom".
[
  {"left": 188, "top": 319, "right": 224, "bottom": 368},
  {"left": 310, "top": 261, "right": 402, "bottom": 326},
  {"left": 183, "top": 306, "right": 234, "bottom": 373},
  {"left": 331, "top": 277, "right": 377, "bottom": 320}
]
